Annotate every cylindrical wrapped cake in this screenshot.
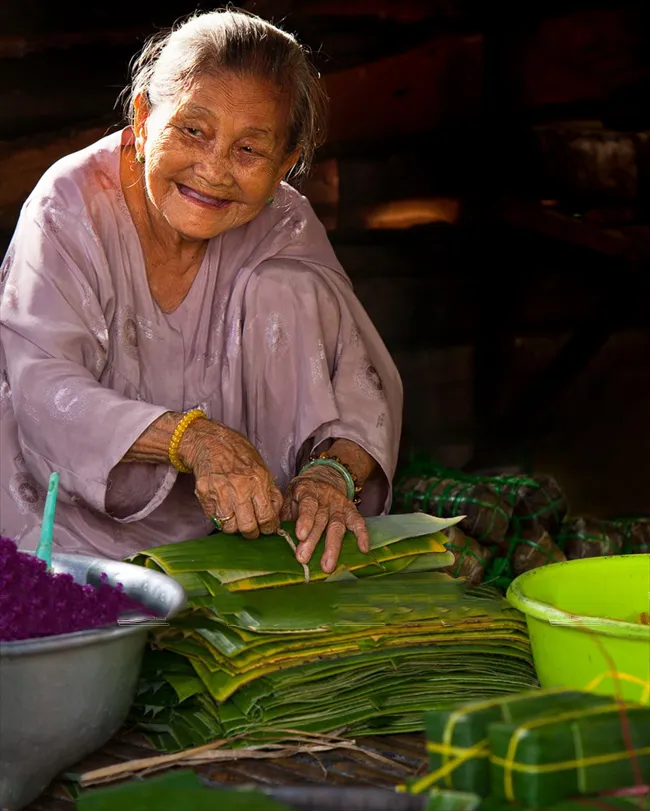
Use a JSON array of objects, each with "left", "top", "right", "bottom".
[
  {"left": 441, "top": 526, "right": 495, "bottom": 585},
  {"left": 511, "top": 529, "right": 567, "bottom": 576},
  {"left": 558, "top": 516, "right": 626, "bottom": 559},
  {"left": 487, "top": 473, "right": 568, "bottom": 537},
  {"left": 617, "top": 518, "right": 650, "bottom": 554},
  {"left": 393, "top": 476, "right": 512, "bottom": 545}
]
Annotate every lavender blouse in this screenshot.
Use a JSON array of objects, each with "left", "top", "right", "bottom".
[{"left": 0, "top": 129, "right": 402, "bottom": 559}]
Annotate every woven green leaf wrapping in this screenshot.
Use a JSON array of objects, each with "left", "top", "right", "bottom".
[
  {"left": 485, "top": 473, "right": 567, "bottom": 538},
  {"left": 500, "top": 528, "right": 566, "bottom": 578},
  {"left": 394, "top": 468, "right": 567, "bottom": 538},
  {"left": 557, "top": 516, "right": 626, "bottom": 559},
  {"left": 616, "top": 518, "right": 650, "bottom": 555},
  {"left": 489, "top": 701, "right": 650, "bottom": 807},
  {"left": 619, "top": 518, "right": 650, "bottom": 554},
  {"left": 441, "top": 527, "right": 496, "bottom": 585},
  {"left": 558, "top": 516, "right": 650, "bottom": 558},
  {"left": 424, "top": 690, "right": 609, "bottom": 796},
  {"left": 393, "top": 465, "right": 574, "bottom": 588},
  {"left": 393, "top": 476, "right": 512, "bottom": 545}
]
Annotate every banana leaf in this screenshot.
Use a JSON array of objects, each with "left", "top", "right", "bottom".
[
  {"left": 426, "top": 789, "right": 482, "bottom": 810},
  {"left": 159, "top": 612, "right": 528, "bottom": 665},
  {"left": 127, "top": 579, "right": 536, "bottom": 749},
  {"left": 425, "top": 690, "right": 613, "bottom": 795},
  {"left": 489, "top": 702, "right": 650, "bottom": 807},
  {"left": 143, "top": 572, "right": 530, "bottom": 696},
  {"left": 76, "top": 771, "right": 291, "bottom": 811},
  {"left": 422, "top": 689, "right": 650, "bottom": 807},
  {"left": 76, "top": 772, "right": 483, "bottom": 811},
  {"left": 189, "top": 572, "right": 473, "bottom": 632},
  {"left": 126, "top": 514, "right": 460, "bottom": 591},
  {"left": 154, "top": 624, "right": 531, "bottom": 684},
  {"left": 127, "top": 520, "right": 537, "bottom": 751},
  {"left": 481, "top": 799, "right": 650, "bottom": 811},
  {"left": 130, "top": 650, "right": 536, "bottom": 748}
]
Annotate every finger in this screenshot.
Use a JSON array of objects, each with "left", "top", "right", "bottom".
[
  {"left": 232, "top": 500, "right": 260, "bottom": 540},
  {"left": 253, "top": 489, "right": 280, "bottom": 535},
  {"left": 347, "top": 508, "right": 370, "bottom": 553},
  {"left": 194, "top": 483, "right": 231, "bottom": 527},
  {"left": 271, "top": 485, "right": 284, "bottom": 518},
  {"left": 296, "top": 507, "right": 329, "bottom": 565},
  {"left": 295, "top": 494, "right": 320, "bottom": 543},
  {"left": 280, "top": 495, "right": 296, "bottom": 523},
  {"left": 321, "top": 514, "right": 347, "bottom": 573},
  {"left": 194, "top": 480, "right": 217, "bottom": 515},
  {"left": 219, "top": 512, "right": 238, "bottom": 535}
]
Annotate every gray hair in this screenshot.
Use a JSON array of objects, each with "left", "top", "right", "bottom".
[{"left": 122, "top": 8, "right": 328, "bottom": 181}]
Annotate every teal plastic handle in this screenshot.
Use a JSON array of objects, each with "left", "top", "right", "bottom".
[{"left": 36, "top": 472, "right": 60, "bottom": 569}]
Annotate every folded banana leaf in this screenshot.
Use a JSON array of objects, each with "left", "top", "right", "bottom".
[
  {"left": 489, "top": 701, "right": 650, "bottom": 807},
  {"left": 131, "top": 646, "right": 537, "bottom": 750},
  {"left": 127, "top": 567, "right": 536, "bottom": 750},
  {"left": 425, "top": 791, "right": 482, "bottom": 811},
  {"left": 481, "top": 799, "right": 650, "bottom": 811},
  {"left": 421, "top": 689, "right": 650, "bottom": 808},
  {"left": 425, "top": 689, "right": 613, "bottom": 795},
  {"left": 77, "top": 772, "right": 480, "bottom": 811},
  {"left": 189, "top": 572, "right": 484, "bottom": 632},
  {"left": 76, "top": 770, "right": 291, "bottom": 811},
  {"left": 126, "top": 514, "right": 460, "bottom": 593},
  {"left": 126, "top": 516, "right": 536, "bottom": 750}
]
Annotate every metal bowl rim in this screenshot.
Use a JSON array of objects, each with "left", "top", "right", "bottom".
[{"left": 0, "top": 551, "right": 186, "bottom": 657}]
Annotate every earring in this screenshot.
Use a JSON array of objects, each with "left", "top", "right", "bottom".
[
  {"left": 136, "top": 152, "right": 145, "bottom": 164},
  {"left": 266, "top": 196, "right": 274, "bottom": 206}
]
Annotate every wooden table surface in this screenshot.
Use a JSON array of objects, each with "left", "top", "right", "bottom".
[{"left": 26, "top": 731, "right": 429, "bottom": 810}]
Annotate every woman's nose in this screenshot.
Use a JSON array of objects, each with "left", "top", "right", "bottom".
[{"left": 194, "top": 153, "right": 235, "bottom": 188}]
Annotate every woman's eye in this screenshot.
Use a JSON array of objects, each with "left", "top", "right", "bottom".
[
  {"left": 185, "top": 127, "right": 202, "bottom": 137},
  {"left": 240, "top": 146, "right": 256, "bottom": 155}
]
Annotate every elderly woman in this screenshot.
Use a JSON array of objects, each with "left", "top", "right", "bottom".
[{"left": 0, "top": 9, "right": 402, "bottom": 573}]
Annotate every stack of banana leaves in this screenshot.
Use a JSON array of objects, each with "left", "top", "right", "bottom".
[{"left": 126, "top": 514, "right": 538, "bottom": 751}]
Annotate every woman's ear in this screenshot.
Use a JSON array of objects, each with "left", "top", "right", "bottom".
[
  {"left": 277, "top": 148, "right": 301, "bottom": 184},
  {"left": 132, "top": 92, "right": 150, "bottom": 156}
]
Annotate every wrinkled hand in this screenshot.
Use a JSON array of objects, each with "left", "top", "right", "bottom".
[
  {"left": 179, "top": 418, "right": 282, "bottom": 539},
  {"left": 281, "top": 466, "right": 369, "bottom": 573}
]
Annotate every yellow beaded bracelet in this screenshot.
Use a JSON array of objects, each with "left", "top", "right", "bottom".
[{"left": 168, "top": 409, "right": 206, "bottom": 473}]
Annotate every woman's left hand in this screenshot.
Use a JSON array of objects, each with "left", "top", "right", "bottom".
[{"left": 281, "top": 466, "right": 369, "bottom": 573}]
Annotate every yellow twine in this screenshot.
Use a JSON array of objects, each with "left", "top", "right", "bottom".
[
  {"left": 584, "top": 671, "right": 650, "bottom": 704},
  {"left": 426, "top": 741, "right": 490, "bottom": 759},
  {"left": 400, "top": 741, "right": 490, "bottom": 795},
  {"left": 493, "top": 744, "right": 650, "bottom": 774},
  {"left": 501, "top": 700, "right": 641, "bottom": 801},
  {"left": 439, "top": 687, "right": 568, "bottom": 789}
]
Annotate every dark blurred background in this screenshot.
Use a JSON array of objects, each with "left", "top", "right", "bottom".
[{"left": 1, "top": 0, "right": 649, "bottom": 515}]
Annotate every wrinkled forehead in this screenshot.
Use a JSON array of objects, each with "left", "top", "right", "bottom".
[{"left": 162, "top": 72, "right": 292, "bottom": 140}]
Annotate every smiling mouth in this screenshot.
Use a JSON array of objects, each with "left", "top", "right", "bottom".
[{"left": 177, "top": 184, "right": 234, "bottom": 209}]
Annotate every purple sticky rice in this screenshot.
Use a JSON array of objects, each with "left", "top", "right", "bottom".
[{"left": 0, "top": 536, "right": 150, "bottom": 642}]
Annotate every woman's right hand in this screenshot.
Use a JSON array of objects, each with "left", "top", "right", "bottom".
[{"left": 178, "top": 418, "right": 282, "bottom": 539}]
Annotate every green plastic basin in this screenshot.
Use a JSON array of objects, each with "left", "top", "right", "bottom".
[{"left": 507, "top": 554, "right": 650, "bottom": 704}]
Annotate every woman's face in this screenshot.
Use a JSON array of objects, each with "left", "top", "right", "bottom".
[{"left": 134, "top": 72, "right": 298, "bottom": 242}]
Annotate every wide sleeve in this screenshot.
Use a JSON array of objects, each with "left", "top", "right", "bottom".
[
  {"left": 240, "top": 259, "right": 402, "bottom": 515},
  {"left": 0, "top": 211, "right": 175, "bottom": 521}
]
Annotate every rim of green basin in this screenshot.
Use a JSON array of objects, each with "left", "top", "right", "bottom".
[{"left": 506, "top": 555, "right": 650, "bottom": 642}]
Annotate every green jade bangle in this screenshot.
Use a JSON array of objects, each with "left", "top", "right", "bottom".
[{"left": 299, "top": 458, "right": 357, "bottom": 502}]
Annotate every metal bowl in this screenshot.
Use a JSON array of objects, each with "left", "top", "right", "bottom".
[{"left": 0, "top": 553, "right": 186, "bottom": 811}]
